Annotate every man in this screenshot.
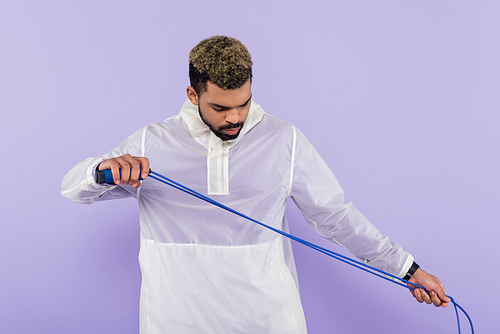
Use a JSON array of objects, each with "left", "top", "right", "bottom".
[{"left": 61, "top": 35, "right": 449, "bottom": 333}]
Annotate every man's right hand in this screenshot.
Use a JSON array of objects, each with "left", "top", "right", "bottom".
[{"left": 98, "top": 154, "right": 150, "bottom": 188}]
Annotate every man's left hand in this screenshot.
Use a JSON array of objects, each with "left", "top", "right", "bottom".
[{"left": 407, "top": 268, "right": 450, "bottom": 307}]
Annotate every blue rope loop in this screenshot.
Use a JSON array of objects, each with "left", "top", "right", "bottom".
[{"left": 148, "top": 171, "right": 474, "bottom": 334}]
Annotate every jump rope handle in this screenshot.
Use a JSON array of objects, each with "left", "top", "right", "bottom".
[{"left": 95, "top": 167, "right": 150, "bottom": 185}]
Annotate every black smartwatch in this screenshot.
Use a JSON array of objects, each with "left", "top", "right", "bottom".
[{"left": 403, "top": 261, "right": 420, "bottom": 281}]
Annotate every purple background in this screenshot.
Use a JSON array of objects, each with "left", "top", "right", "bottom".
[{"left": 1, "top": 1, "right": 498, "bottom": 333}]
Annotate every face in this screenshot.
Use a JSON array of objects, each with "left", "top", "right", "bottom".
[{"left": 187, "top": 80, "right": 252, "bottom": 141}]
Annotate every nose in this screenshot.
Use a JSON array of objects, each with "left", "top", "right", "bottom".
[{"left": 225, "top": 109, "right": 240, "bottom": 124}]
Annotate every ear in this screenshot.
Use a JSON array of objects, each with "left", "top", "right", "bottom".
[{"left": 186, "top": 86, "right": 199, "bottom": 105}]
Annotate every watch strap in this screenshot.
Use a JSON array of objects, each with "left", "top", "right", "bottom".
[{"left": 403, "top": 261, "right": 420, "bottom": 281}]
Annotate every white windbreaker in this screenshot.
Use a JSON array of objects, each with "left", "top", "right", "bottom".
[{"left": 61, "top": 99, "right": 413, "bottom": 334}]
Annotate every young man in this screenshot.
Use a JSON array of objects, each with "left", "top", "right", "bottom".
[{"left": 62, "top": 35, "right": 448, "bottom": 333}]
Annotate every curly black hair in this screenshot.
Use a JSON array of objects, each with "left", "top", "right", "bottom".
[{"left": 189, "top": 36, "right": 253, "bottom": 95}]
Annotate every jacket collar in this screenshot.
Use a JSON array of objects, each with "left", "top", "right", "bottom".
[{"left": 178, "top": 99, "right": 265, "bottom": 149}]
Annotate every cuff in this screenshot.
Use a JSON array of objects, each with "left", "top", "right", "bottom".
[
  {"left": 396, "top": 254, "right": 415, "bottom": 279},
  {"left": 403, "top": 261, "right": 420, "bottom": 281}
]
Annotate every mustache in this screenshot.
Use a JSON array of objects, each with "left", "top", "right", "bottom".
[{"left": 218, "top": 122, "right": 244, "bottom": 131}]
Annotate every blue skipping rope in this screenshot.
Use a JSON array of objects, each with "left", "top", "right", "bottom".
[{"left": 147, "top": 170, "right": 474, "bottom": 334}]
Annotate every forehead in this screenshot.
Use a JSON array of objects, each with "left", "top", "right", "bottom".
[{"left": 203, "top": 80, "right": 252, "bottom": 107}]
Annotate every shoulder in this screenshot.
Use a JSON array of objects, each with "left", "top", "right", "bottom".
[
  {"left": 255, "top": 113, "right": 296, "bottom": 138},
  {"left": 115, "top": 116, "right": 188, "bottom": 152},
  {"left": 238, "top": 113, "right": 299, "bottom": 155},
  {"left": 140, "top": 115, "right": 185, "bottom": 136}
]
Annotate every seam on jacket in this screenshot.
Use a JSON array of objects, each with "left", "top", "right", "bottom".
[
  {"left": 288, "top": 126, "right": 297, "bottom": 198},
  {"left": 140, "top": 237, "right": 281, "bottom": 250},
  {"left": 138, "top": 239, "right": 151, "bottom": 332},
  {"left": 136, "top": 126, "right": 147, "bottom": 199}
]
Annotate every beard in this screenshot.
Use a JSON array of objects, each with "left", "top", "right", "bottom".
[{"left": 198, "top": 105, "right": 245, "bottom": 141}]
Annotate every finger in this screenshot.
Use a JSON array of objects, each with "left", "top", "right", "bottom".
[
  {"left": 132, "top": 156, "right": 149, "bottom": 181},
  {"left": 110, "top": 157, "right": 129, "bottom": 185},
  {"left": 435, "top": 292, "right": 450, "bottom": 308},
  {"left": 420, "top": 290, "right": 433, "bottom": 305},
  {"left": 136, "top": 157, "right": 150, "bottom": 180},
  {"left": 123, "top": 155, "right": 141, "bottom": 184},
  {"left": 114, "top": 156, "right": 130, "bottom": 185},
  {"left": 130, "top": 180, "right": 142, "bottom": 188},
  {"left": 110, "top": 163, "right": 121, "bottom": 185},
  {"left": 416, "top": 289, "right": 433, "bottom": 304},
  {"left": 435, "top": 284, "right": 451, "bottom": 307},
  {"left": 105, "top": 157, "right": 125, "bottom": 185},
  {"left": 433, "top": 292, "right": 449, "bottom": 308},
  {"left": 422, "top": 291, "right": 432, "bottom": 304},
  {"left": 430, "top": 291, "right": 442, "bottom": 307},
  {"left": 414, "top": 289, "right": 424, "bottom": 303},
  {"left": 97, "top": 159, "right": 120, "bottom": 184}
]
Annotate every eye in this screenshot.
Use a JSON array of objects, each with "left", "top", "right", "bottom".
[{"left": 212, "top": 106, "right": 226, "bottom": 112}]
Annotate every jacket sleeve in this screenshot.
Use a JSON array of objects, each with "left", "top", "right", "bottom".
[
  {"left": 289, "top": 127, "right": 413, "bottom": 278},
  {"left": 60, "top": 127, "right": 145, "bottom": 204}
]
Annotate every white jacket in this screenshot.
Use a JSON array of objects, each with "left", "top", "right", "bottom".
[{"left": 61, "top": 99, "right": 413, "bottom": 334}]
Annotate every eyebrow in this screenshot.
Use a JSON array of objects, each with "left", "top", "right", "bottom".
[{"left": 208, "top": 95, "right": 252, "bottom": 110}]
